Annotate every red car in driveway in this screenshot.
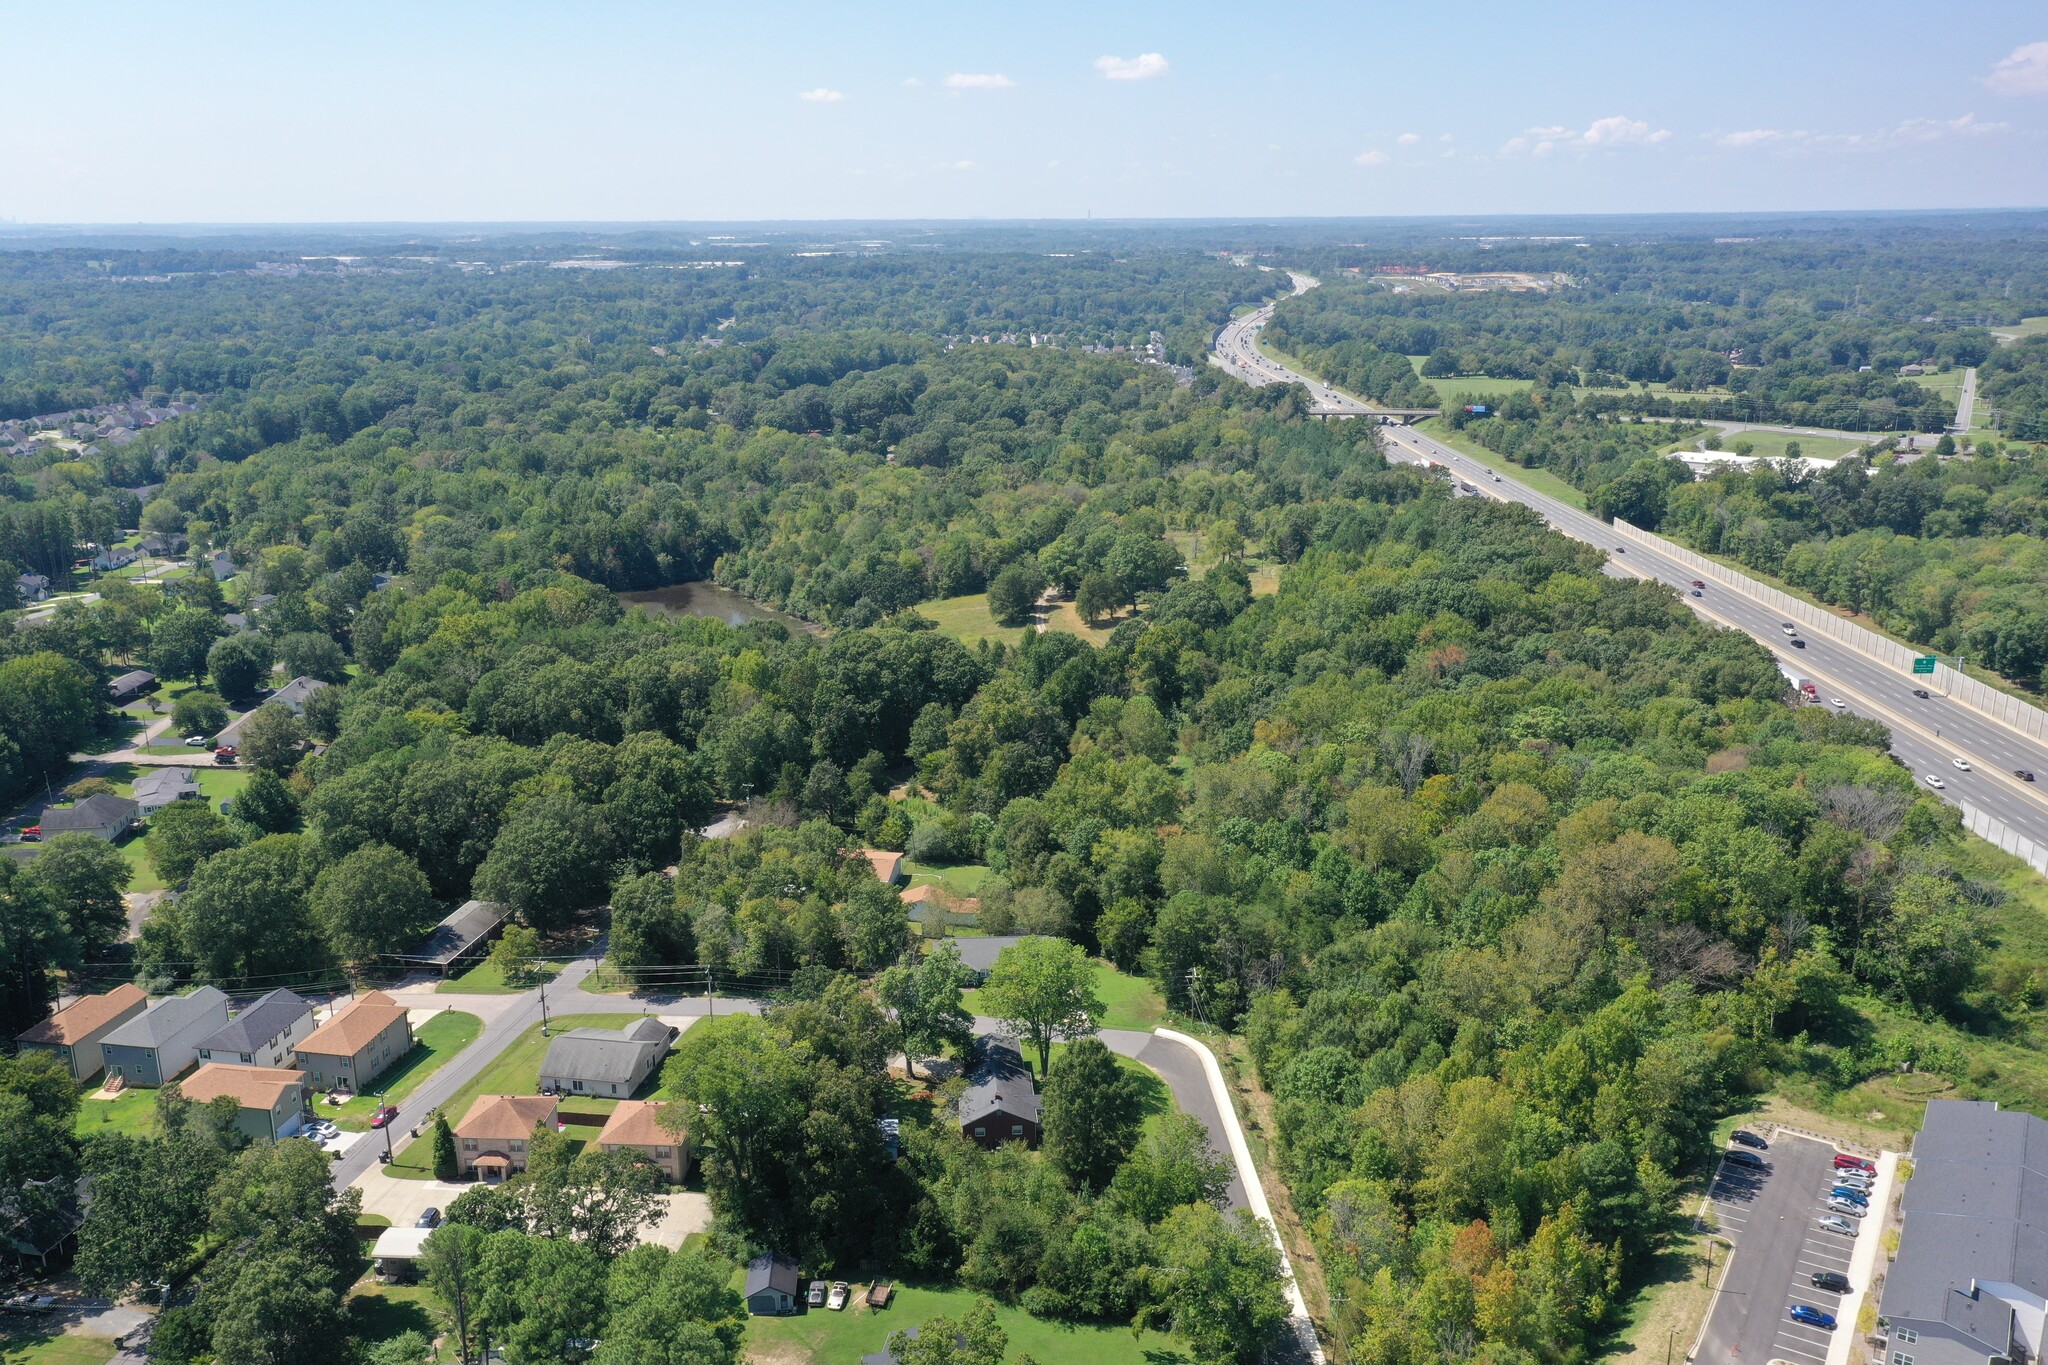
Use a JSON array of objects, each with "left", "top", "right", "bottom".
[{"left": 369, "top": 1105, "right": 400, "bottom": 1129}]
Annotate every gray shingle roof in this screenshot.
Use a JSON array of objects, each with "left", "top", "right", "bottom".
[
  {"left": 949, "top": 935, "right": 1030, "bottom": 975},
  {"left": 133, "top": 768, "right": 199, "bottom": 802},
  {"left": 1880, "top": 1099, "right": 2048, "bottom": 1345},
  {"left": 41, "top": 794, "right": 139, "bottom": 833},
  {"left": 960, "top": 1035, "right": 1038, "bottom": 1127},
  {"left": 541, "top": 1017, "right": 674, "bottom": 1087},
  {"left": 103, "top": 987, "right": 229, "bottom": 1048},
  {"left": 197, "top": 988, "right": 310, "bottom": 1056},
  {"left": 400, "top": 900, "right": 508, "bottom": 968},
  {"left": 269, "top": 676, "right": 329, "bottom": 712},
  {"left": 745, "top": 1252, "right": 799, "bottom": 1298}
]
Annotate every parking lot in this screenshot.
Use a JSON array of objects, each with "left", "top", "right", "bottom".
[{"left": 1697, "top": 1132, "right": 1867, "bottom": 1365}]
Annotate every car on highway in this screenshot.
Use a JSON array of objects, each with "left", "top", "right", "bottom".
[
  {"left": 1925, "top": 774, "right": 1946, "bottom": 789},
  {"left": 1818, "top": 1215, "right": 1857, "bottom": 1236},
  {"left": 1791, "top": 638, "right": 1806, "bottom": 648},
  {"left": 2018, "top": 770, "right": 2037, "bottom": 782},
  {"left": 1731, "top": 1130, "right": 1769, "bottom": 1150},
  {"left": 1490, "top": 474, "right": 1501, "bottom": 482},
  {"left": 1830, "top": 697, "right": 1845, "bottom": 708},
  {"left": 1723, "top": 1149, "right": 1767, "bottom": 1170},
  {"left": 1614, "top": 545, "right": 1625, "bottom": 553},
  {"left": 1833, "top": 1154, "right": 1876, "bottom": 1173},
  {"left": 1951, "top": 757, "right": 1971, "bottom": 771},
  {"left": 1781, "top": 623, "right": 1797, "bottom": 634},
  {"left": 1912, "top": 688, "right": 1931, "bottom": 699},
  {"left": 1811, "top": 1271, "right": 1852, "bottom": 1293},
  {"left": 1691, "top": 579, "right": 1705, "bottom": 589},
  {"left": 369, "top": 1105, "right": 400, "bottom": 1129},
  {"left": 1789, "top": 1306, "right": 1837, "bottom": 1330},
  {"left": 1828, "top": 1186, "right": 1869, "bottom": 1207},
  {"left": 1690, "top": 588, "right": 1703, "bottom": 597},
  {"left": 1826, "top": 1196, "right": 1866, "bottom": 1217}
]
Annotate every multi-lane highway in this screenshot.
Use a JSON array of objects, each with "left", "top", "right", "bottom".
[
  {"left": 1212, "top": 303, "right": 2048, "bottom": 851},
  {"left": 1213, "top": 273, "right": 1382, "bottom": 416}
]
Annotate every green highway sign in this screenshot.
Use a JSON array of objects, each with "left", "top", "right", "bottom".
[{"left": 1912, "top": 655, "right": 1937, "bottom": 675}]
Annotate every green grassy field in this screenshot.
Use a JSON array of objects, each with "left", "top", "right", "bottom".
[
  {"left": 0, "top": 1327, "right": 119, "bottom": 1365},
  {"left": 913, "top": 593, "right": 1023, "bottom": 649},
  {"left": 117, "top": 837, "right": 164, "bottom": 894},
  {"left": 1674, "top": 430, "right": 1866, "bottom": 461},
  {"left": 742, "top": 1280, "right": 1190, "bottom": 1365},
  {"left": 1411, "top": 419, "right": 1590, "bottom": 509},
  {"left": 1992, "top": 316, "right": 2048, "bottom": 343},
  {"left": 902, "top": 860, "right": 992, "bottom": 898},
  {"left": 1406, "top": 356, "right": 1537, "bottom": 403},
  {"left": 963, "top": 960, "right": 1166, "bottom": 1035},
  {"left": 344, "top": 1277, "right": 455, "bottom": 1363},
  {"left": 75, "top": 1086, "right": 159, "bottom": 1138},
  {"left": 435, "top": 1013, "right": 656, "bottom": 1127},
  {"left": 436, "top": 957, "right": 561, "bottom": 995},
  {"left": 326, "top": 1011, "right": 483, "bottom": 1130}
]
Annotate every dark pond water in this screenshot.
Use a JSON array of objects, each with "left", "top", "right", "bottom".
[{"left": 616, "top": 581, "right": 822, "bottom": 635}]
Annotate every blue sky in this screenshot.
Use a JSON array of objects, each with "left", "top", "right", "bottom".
[{"left": 3, "top": 0, "right": 2044, "bottom": 221}]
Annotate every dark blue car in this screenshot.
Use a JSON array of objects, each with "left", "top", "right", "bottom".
[
  {"left": 1790, "top": 1306, "right": 1837, "bottom": 1330},
  {"left": 1829, "top": 1186, "right": 1869, "bottom": 1207}
]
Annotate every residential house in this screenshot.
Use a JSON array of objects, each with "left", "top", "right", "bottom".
[
  {"left": 220, "top": 612, "right": 252, "bottom": 633},
  {"left": 946, "top": 935, "right": 1030, "bottom": 982},
  {"left": 743, "top": 1252, "right": 801, "bottom": 1315},
  {"left": 453, "top": 1094, "right": 561, "bottom": 1181},
  {"left": 39, "top": 794, "right": 140, "bottom": 842},
  {"left": 101, "top": 987, "right": 231, "bottom": 1088},
  {"left": 217, "top": 675, "right": 331, "bottom": 751},
  {"left": 13, "top": 983, "right": 148, "bottom": 1081},
  {"left": 1877, "top": 1099, "right": 2047, "bottom": 1365},
  {"left": 860, "top": 849, "right": 904, "bottom": 884},
  {"left": 89, "top": 546, "right": 137, "bottom": 573},
  {"left": 595, "top": 1100, "right": 688, "bottom": 1182},
  {"left": 209, "top": 551, "right": 236, "bottom": 582},
  {"left": 196, "top": 988, "right": 314, "bottom": 1069},
  {"left": 958, "top": 1036, "right": 1039, "bottom": 1149},
  {"left": 539, "top": 1017, "right": 676, "bottom": 1099},
  {"left": 15, "top": 573, "right": 50, "bottom": 603},
  {"left": 294, "top": 990, "right": 413, "bottom": 1091},
  {"left": 395, "top": 899, "right": 508, "bottom": 976},
  {"left": 179, "top": 1064, "right": 310, "bottom": 1142},
  {"left": 108, "top": 670, "right": 157, "bottom": 703},
  {"left": 137, "top": 533, "right": 187, "bottom": 557},
  {"left": 133, "top": 767, "right": 201, "bottom": 816}
]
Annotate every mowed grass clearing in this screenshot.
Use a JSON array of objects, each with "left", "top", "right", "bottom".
[
  {"left": 437, "top": 957, "right": 561, "bottom": 995},
  {"left": 963, "top": 960, "right": 1166, "bottom": 1035},
  {"left": 1672, "top": 430, "right": 1867, "bottom": 461},
  {"left": 742, "top": 1279, "right": 1189, "bottom": 1365},
  {"left": 1410, "top": 419, "right": 1590, "bottom": 509},
  {"left": 0, "top": 1326, "right": 119, "bottom": 1365},
  {"left": 913, "top": 594, "right": 1024, "bottom": 649},
  {"left": 76, "top": 1085, "right": 160, "bottom": 1138}
]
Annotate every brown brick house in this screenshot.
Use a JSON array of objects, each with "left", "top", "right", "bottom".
[
  {"left": 595, "top": 1100, "right": 688, "bottom": 1182},
  {"left": 454, "top": 1094, "right": 561, "bottom": 1181}
]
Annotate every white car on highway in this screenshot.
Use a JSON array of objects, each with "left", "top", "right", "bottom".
[
  {"left": 1925, "top": 774, "right": 1946, "bottom": 789},
  {"left": 1829, "top": 698, "right": 1845, "bottom": 708},
  {"left": 1951, "top": 757, "right": 1971, "bottom": 771}
]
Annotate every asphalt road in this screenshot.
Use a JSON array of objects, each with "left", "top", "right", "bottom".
[
  {"left": 1953, "top": 366, "right": 1978, "bottom": 433},
  {"left": 1208, "top": 297, "right": 2048, "bottom": 850},
  {"left": 1700, "top": 1134, "right": 1862, "bottom": 1365}
]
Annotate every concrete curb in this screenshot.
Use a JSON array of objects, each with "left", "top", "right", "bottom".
[
  {"left": 1154, "top": 1028, "right": 1325, "bottom": 1364},
  {"left": 1826, "top": 1151, "right": 1900, "bottom": 1365}
]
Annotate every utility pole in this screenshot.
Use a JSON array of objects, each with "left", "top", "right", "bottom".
[
  {"left": 705, "top": 966, "right": 714, "bottom": 1018},
  {"left": 538, "top": 981, "right": 551, "bottom": 1036}
]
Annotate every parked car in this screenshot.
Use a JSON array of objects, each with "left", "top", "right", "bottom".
[
  {"left": 1826, "top": 1197, "right": 1866, "bottom": 1218},
  {"left": 1828, "top": 1187, "right": 1869, "bottom": 1207},
  {"left": 1810, "top": 1271, "right": 1852, "bottom": 1293},
  {"left": 1730, "top": 1130, "right": 1768, "bottom": 1149},
  {"left": 1833, "top": 1173, "right": 1872, "bottom": 1191},
  {"left": 17, "top": 826, "right": 39, "bottom": 843},
  {"left": 1789, "top": 1305, "right": 1837, "bottom": 1329},
  {"left": 183, "top": 734, "right": 209, "bottom": 746},
  {"left": 415, "top": 1207, "right": 442, "bottom": 1229},
  {"left": 828, "top": 1282, "right": 850, "bottom": 1311},
  {"left": 369, "top": 1105, "right": 400, "bottom": 1129},
  {"left": 1925, "top": 774, "right": 1946, "bottom": 789},
  {"left": 213, "top": 746, "right": 237, "bottom": 765},
  {"left": 2, "top": 1294, "right": 56, "bottom": 1315},
  {"left": 1723, "top": 1149, "right": 1766, "bottom": 1170},
  {"left": 1818, "top": 1215, "right": 1857, "bottom": 1236},
  {"left": 1833, "top": 1154, "right": 1875, "bottom": 1172},
  {"left": 807, "top": 1281, "right": 827, "bottom": 1309}
]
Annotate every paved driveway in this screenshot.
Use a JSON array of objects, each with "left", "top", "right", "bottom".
[
  {"left": 352, "top": 1169, "right": 470, "bottom": 1226},
  {"left": 1699, "top": 1132, "right": 1866, "bottom": 1365}
]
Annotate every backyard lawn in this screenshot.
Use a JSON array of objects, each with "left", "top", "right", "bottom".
[
  {"left": 117, "top": 837, "right": 163, "bottom": 894},
  {"left": 324, "top": 1010, "right": 483, "bottom": 1131},
  {"left": 344, "top": 1277, "right": 455, "bottom": 1363},
  {"left": 743, "top": 1280, "right": 1188, "bottom": 1365},
  {"left": 901, "top": 860, "right": 992, "bottom": 898},
  {"left": 75, "top": 1087, "right": 158, "bottom": 1138},
  {"left": 437, "top": 957, "right": 561, "bottom": 995},
  {"left": 0, "top": 1326, "right": 118, "bottom": 1365},
  {"left": 963, "top": 960, "right": 1165, "bottom": 1035}
]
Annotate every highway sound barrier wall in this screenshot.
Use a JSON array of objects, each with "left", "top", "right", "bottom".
[
  {"left": 1962, "top": 803, "right": 2048, "bottom": 879},
  {"left": 1611, "top": 519, "right": 2048, "bottom": 747}
]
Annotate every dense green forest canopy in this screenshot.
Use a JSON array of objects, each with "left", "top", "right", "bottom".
[{"left": 4, "top": 220, "right": 2048, "bottom": 1365}]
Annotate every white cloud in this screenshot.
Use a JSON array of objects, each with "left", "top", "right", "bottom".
[
  {"left": 1440, "top": 133, "right": 1455, "bottom": 142},
  {"left": 1095, "top": 52, "right": 1169, "bottom": 81},
  {"left": 1501, "top": 114, "right": 1670, "bottom": 157},
  {"left": 1715, "top": 113, "right": 2007, "bottom": 153},
  {"left": 1396, "top": 132, "right": 1421, "bottom": 145},
  {"left": 902, "top": 77, "right": 923, "bottom": 87},
  {"left": 932, "top": 159, "right": 977, "bottom": 171},
  {"left": 798, "top": 88, "right": 845, "bottom": 103},
  {"left": 1987, "top": 41, "right": 2048, "bottom": 96},
  {"left": 1354, "top": 149, "right": 1390, "bottom": 167},
  {"left": 944, "top": 72, "right": 1015, "bottom": 91}
]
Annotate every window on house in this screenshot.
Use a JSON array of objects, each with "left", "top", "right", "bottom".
[
  {"left": 1011, "top": 1124, "right": 1024, "bottom": 1136},
  {"left": 240, "top": 1052, "right": 251, "bottom": 1064},
  {"left": 463, "top": 1139, "right": 476, "bottom": 1151},
  {"left": 1895, "top": 1332, "right": 1919, "bottom": 1345},
  {"left": 655, "top": 1147, "right": 671, "bottom": 1158},
  {"left": 1893, "top": 1353, "right": 1914, "bottom": 1365},
  {"left": 510, "top": 1140, "right": 524, "bottom": 1151},
  {"left": 973, "top": 1126, "right": 986, "bottom": 1137},
  {"left": 572, "top": 1080, "right": 584, "bottom": 1092}
]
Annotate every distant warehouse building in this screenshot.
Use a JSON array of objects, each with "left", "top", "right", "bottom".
[{"left": 1878, "top": 1099, "right": 2046, "bottom": 1365}]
